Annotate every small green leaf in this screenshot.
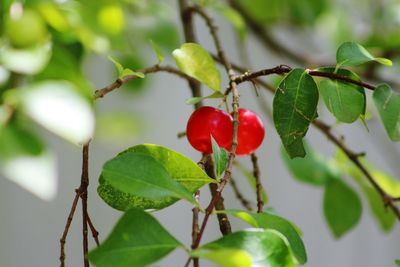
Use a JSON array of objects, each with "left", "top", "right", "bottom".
[
  {"left": 318, "top": 68, "right": 365, "bottom": 123},
  {"left": 194, "top": 229, "right": 296, "bottom": 267},
  {"left": 214, "top": 5, "right": 246, "bottom": 40},
  {"left": 373, "top": 84, "right": 400, "bottom": 141},
  {"left": 222, "top": 210, "right": 307, "bottom": 264},
  {"left": 150, "top": 39, "right": 164, "bottom": 64},
  {"left": 108, "top": 56, "right": 124, "bottom": 75},
  {"left": 173, "top": 43, "right": 221, "bottom": 91},
  {"left": 108, "top": 56, "right": 144, "bottom": 79},
  {"left": 98, "top": 144, "right": 214, "bottom": 211},
  {"left": 336, "top": 42, "right": 392, "bottom": 67},
  {"left": 15, "top": 81, "right": 95, "bottom": 144},
  {"left": 395, "top": 259, "right": 400, "bottom": 266},
  {"left": 0, "top": 123, "right": 57, "bottom": 201},
  {"left": 281, "top": 142, "right": 335, "bottom": 186},
  {"left": 88, "top": 209, "right": 182, "bottom": 267},
  {"left": 323, "top": 178, "right": 362, "bottom": 238},
  {"left": 211, "top": 136, "right": 229, "bottom": 178},
  {"left": 273, "top": 69, "right": 319, "bottom": 158},
  {"left": 192, "top": 248, "right": 252, "bottom": 267},
  {"left": 185, "top": 91, "right": 224, "bottom": 105}
]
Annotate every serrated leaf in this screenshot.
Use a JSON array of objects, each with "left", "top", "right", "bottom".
[
  {"left": 373, "top": 84, "right": 400, "bottom": 141},
  {"left": 185, "top": 91, "right": 224, "bottom": 105},
  {"left": 173, "top": 43, "right": 221, "bottom": 91},
  {"left": 98, "top": 144, "right": 214, "bottom": 211},
  {"left": 222, "top": 210, "right": 307, "bottom": 264},
  {"left": 150, "top": 39, "right": 164, "bottom": 64},
  {"left": 336, "top": 42, "right": 392, "bottom": 67},
  {"left": 15, "top": 81, "right": 95, "bottom": 144},
  {"left": 194, "top": 229, "right": 296, "bottom": 267},
  {"left": 192, "top": 248, "right": 252, "bottom": 267},
  {"left": 211, "top": 136, "right": 229, "bottom": 178},
  {"left": 323, "top": 178, "right": 362, "bottom": 238},
  {"left": 0, "top": 123, "right": 57, "bottom": 200},
  {"left": 88, "top": 209, "right": 182, "bottom": 267},
  {"left": 273, "top": 68, "right": 319, "bottom": 158},
  {"left": 281, "top": 142, "right": 335, "bottom": 186},
  {"left": 335, "top": 151, "right": 397, "bottom": 232},
  {"left": 318, "top": 68, "right": 365, "bottom": 123}
]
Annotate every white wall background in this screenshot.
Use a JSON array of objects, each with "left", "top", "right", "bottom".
[{"left": 1, "top": 3, "right": 400, "bottom": 267}]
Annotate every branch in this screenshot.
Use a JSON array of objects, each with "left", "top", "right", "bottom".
[
  {"left": 94, "top": 65, "right": 195, "bottom": 99},
  {"left": 184, "top": 5, "right": 240, "bottom": 266},
  {"left": 214, "top": 60, "right": 400, "bottom": 221},
  {"left": 251, "top": 153, "right": 264, "bottom": 213},
  {"left": 312, "top": 120, "right": 400, "bottom": 219},
  {"left": 191, "top": 190, "right": 200, "bottom": 267},
  {"left": 229, "top": 176, "right": 253, "bottom": 211},
  {"left": 80, "top": 143, "right": 90, "bottom": 267}
]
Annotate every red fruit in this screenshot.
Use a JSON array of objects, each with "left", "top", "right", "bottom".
[
  {"left": 186, "top": 106, "right": 233, "bottom": 153},
  {"left": 233, "top": 108, "right": 265, "bottom": 156}
]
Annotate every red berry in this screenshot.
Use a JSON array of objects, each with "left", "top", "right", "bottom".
[
  {"left": 186, "top": 106, "right": 233, "bottom": 153},
  {"left": 233, "top": 108, "right": 265, "bottom": 155}
]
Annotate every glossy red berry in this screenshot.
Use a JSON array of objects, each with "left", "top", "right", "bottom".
[
  {"left": 233, "top": 108, "right": 265, "bottom": 155},
  {"left": 186, "top": 106, "right": 233, "bottom": 153}
]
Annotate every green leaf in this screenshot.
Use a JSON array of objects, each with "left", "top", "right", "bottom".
[
  {"left": 395, "top": 259, "right": 400, "bottom": 266},
  {"left": 318, "top": 68, "right": 366, "bottom": 123},
  {"left": 194, "top": 229, "right": 296, "bottom": 267},
  {"left": 373, "top": 84, "right": 400, "bottom": 141},
  {"left": 281, "top": 142, "right": 335, "bottom": 186},
  {"left": 336, "top": 42, "right": 392, "bottom": 67},
  {"left": 108, "top": 56, "right": 144, "bottom": 79},
  {"left": 98, "top": 144, "right": 214, "bottom": 211},
  {"left": 273, "top": 68, "right": 319, "bottom": 158},
  {"left": 323, "top": 178, "right": 362, "bottom": 238},
  {"left": 335, "top": 151, "right": 397, "bottom": 232},
  {"left": 185, "top": 91, "right": 224, "bottom": 105},
  {"left": 222, "top": 210, "right": 307, "bottom": 264},
  {"left": 0, "top": 123, "right": 57, "bottom": 201},
  {"left": 88, "top": 209, "right": 182, "bottom": 267},
  {"left": 234, "top": 161, "right": 268, "bottom": 204},
  {"left": 214, "top": 5, "right": 246, "bottom": 40},
  {"left": 211, "top": 136, "right": 229, "bottom": 178},
  {"left": 173, "top": 43, "right": 221, "bottom": 91},
  {"left": 192, "top": 248, "right": 252, "bottom": 267},
  {"left": 150, "top": 39, "right": 164, "bottom": 64},
  {"left": 14, "top": 81, "right": 95, "bottom": 144}
]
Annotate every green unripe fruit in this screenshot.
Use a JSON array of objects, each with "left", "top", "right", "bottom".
[{"left": 5, "top": 10, "right": 48, "bottom": 48}]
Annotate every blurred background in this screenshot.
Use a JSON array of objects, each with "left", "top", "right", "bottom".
[{"left": 0, "top": 0, "right": 400, "bottom": 266}]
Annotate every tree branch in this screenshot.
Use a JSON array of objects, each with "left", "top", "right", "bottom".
[
  {"left": 80, "top": 143, "right": 90, "bottom": 267},
  {"left": 251, "top": 153, "right": 264, "bottom": 213},
  {"left": 94, "top": 65, "right": 195, "bottom": 99}
]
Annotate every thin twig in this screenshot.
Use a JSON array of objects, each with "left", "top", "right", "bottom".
[
  {"left": 229, "top": 176, "right": 253, "bottom": 211},
  {"left": 191, "top": 191, "right": 200, "bottom": 267},
  {"left": 80, "top": 143, "right": 90, "bottom": 267},
  {"left": 251, "top": 153, "right": 264, "bottom": 213},
  {"left": 94, "top": 65, "right": 194, "bottom": 99},
  {"left": 87, "top": 213, "right": 100, "bottom": 246},
  {"left": 60, "top": 191, "right": 80, "bottom": 267}
]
